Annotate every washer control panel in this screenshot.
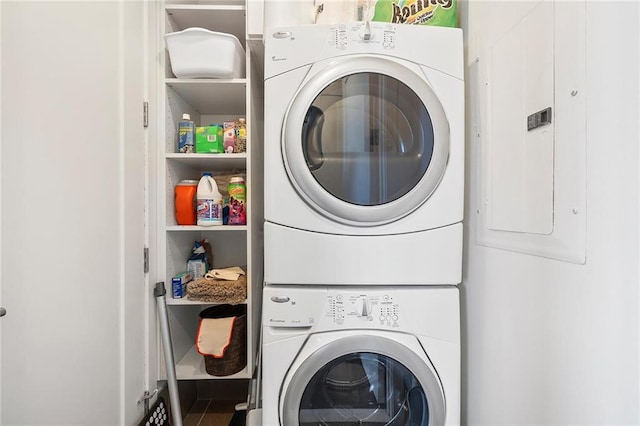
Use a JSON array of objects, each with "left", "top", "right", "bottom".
[
  {"left": 263, "top": 287, "right": 405, "bottom": 329},
  {"left": 327, "top": 291, "right": 400, "bottom": 328},
  {"left": 328, "top": 22, "right": 397, "bottom": 50}
]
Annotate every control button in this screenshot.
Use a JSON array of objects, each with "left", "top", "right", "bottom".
[
  {"left": 383, "top": 42, "right": 389, "bottom": 48},
  {"left": 392, "top": 315, "right": 398, "bottom": 321},
  {"left": 380, "top": 315, "right": 385, "bottom": 322},
  {"left": 336, "top": 295, "right": 343, "bottom": 301}
]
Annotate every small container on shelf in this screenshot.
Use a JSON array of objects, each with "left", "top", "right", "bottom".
[
  {"left": 235, "top": 118, "right": 247, "bottom": 153},
  {"left": 174, "top": 179, "right": 198, "bottom": 225},
  {"left": 172, "top": 272, "right": 193, "bottom": 299},
  {"left": 197, "top": 173, "right": 223, "bottom": 226},
  {"left": 223, "top": 121, "right": 236, "bottom": 153},
  {"left": 177, "top": 113, "right": 195, "bottom": 153},
  {"left": 165, "top": 27, "right": 246, "bottom": 79},
  {"left": 228, "top": 176, "right": 247, "bottom": 225}
]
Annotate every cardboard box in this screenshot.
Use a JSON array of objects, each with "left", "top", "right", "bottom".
[
  {"left": 223, "top": 121, "right": 236, "bottom": 153},
  {"left": 196, "top": 126, "right": 224, "bottom": 153},
  {"left": 188, "top": 258, "right": 207, "bottom": 280},
  {"left": 172, "top": 272, "right": 193, "bottom": 298}
]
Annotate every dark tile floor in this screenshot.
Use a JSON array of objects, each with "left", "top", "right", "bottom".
[{"left": 183, "top": 400, "right": 238, "bottom": 426}]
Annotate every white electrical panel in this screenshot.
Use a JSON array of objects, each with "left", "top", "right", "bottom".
[
  {"left": 475, "top": 0, "right": 586, "bottom": 264},
  {"left": 488, "top": 0, "right": 554, "bottom": 235}
]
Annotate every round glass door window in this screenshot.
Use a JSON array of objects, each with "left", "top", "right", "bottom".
[
  {"left": 301, "top": 72, "right": 434, "bottom": 206},
  {"left": 297, "top": 352, "right": 429, "bottom": 425}
]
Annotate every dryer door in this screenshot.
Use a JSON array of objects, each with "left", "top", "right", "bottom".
[
  {"left": 283, "top": 55, "right": 449, "bottom": 226},
  {"left": 280, "top": 333, "right": 445, "bottom": 425}
]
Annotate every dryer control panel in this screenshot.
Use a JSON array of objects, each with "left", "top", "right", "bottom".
[
  {"left": 328, "top": 22, "right": 397, "bottom": 50},
  {"left": 327, "top": 291, "right": 400, "bottom": 328}
]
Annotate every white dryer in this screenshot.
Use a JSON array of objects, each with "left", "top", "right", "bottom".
[
  {"left": 261, "top": 285, "right": 460, "bottom": 425},
  {"left": 264, "top": 22, "right": 464, "bottom": 285}
]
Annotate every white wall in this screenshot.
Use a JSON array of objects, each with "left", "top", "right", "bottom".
[
  {"left": 1, "top": 2, "right": 147, "bottom": 424},
  {"left": 461, "top": 1, "right": 640, "bottom": 424}
]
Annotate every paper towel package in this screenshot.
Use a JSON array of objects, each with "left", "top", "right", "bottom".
[{"left": 315, "top": 0, "right": 458, "bottom": 27}]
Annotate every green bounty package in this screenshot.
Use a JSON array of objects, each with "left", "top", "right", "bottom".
[{"left": 371, "top": 0, "right": 458, "bottom": 27}]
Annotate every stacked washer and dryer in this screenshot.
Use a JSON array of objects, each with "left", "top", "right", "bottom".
[{"left": 261, "top": 21, "right": 464, "bottom": 425}]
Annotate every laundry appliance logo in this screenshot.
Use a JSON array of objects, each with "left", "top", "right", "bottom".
[
  {"left": 271, "top": 55, "right": 287, "bottom": 62},
  {"left": 391, "top": 0, "right": 452, "bottom": 24}
]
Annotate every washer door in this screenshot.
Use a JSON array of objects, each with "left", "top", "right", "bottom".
[
  {"left": 283, "top": 55, "right": 449, "bottom": 226},
  {"left": 281, "top": 333, "right": 445, "bottom": 425}
]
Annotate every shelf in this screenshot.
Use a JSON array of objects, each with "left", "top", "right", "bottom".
[
  {"left": 166, "top": 225, "right": 248, "bottom": 231},
  {"left": 159, "top": 0, "right": 258, "bottom": 388},
  {"left": 176, "top": 345, "right": 250, "bottom": 380},
  {"left": 166, "top": 153, "right": 247, "bottom": 170},
  {"left": 167, "top": 298, "right": 247, "bottom": 306},
  {"left": 165, "top": 4, "right": 246, "bottom": 45},
  {"left": 166, "top": 79, "right": 246, "bottom": 115}
]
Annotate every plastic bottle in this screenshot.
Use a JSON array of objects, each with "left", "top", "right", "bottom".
[
  {"left": 197, "top": 173, "right": 223, "bottom": 226},
  {"left": 234, "top": 118, "right": 247, "bottom": 153},
  {"left": 177, "top": 113, "right": 195, "bottom": 153},
  {"left": 175, "top": 180, "right": 198, "bottom": 225},
  {"left": 227, "top": 176, "right": 247, "bottom": 225}
]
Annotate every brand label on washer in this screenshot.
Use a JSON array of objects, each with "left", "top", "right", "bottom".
[{"left": 273, "top": 31, "right": 292, "bottom": 39}]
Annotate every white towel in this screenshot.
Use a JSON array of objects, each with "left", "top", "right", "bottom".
[
  {"left": 196, "top": 317, "right": 236, "bottom": 358},
  {"left": 205, "top": 266, "right": 246, "bottom": 281}
]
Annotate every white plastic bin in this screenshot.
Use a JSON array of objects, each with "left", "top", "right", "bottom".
[{"left": 165, "top": 27, "right": 246, "bottom": 79}]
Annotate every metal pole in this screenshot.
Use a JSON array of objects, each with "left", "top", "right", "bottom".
[{"left": 154, "top": 282, "right": 183, "bottom": 426}]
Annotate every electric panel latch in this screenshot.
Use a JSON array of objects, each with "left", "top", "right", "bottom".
[{"left": 527, "top": 107, "right": 552, "bottom": 131}]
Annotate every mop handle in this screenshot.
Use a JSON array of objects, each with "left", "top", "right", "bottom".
[{"left": 155, "top": 282, "right": 183, "bottom": 426}]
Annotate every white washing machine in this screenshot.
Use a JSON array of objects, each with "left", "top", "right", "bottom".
[
  {"left": 264, "top": 22, "right": 464, "bottom": 285},
  {"left": 261, "top": 285, "right": 460, "bottom": 425}
]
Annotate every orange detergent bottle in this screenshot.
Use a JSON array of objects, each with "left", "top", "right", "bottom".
[{"left": 175, "top": 180, "right": 198, "bottom": 225}]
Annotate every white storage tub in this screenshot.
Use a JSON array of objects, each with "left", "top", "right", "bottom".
[{"left": 165, "top": 27, "right": 246, "bottom": 79}]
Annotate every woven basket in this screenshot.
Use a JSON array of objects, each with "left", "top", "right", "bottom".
[{"left": 199, "top": 304, "right": 247, "bottom": 376}]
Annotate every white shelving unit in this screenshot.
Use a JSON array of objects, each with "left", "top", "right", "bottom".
[{"left": 156, "top": 0, "right": 264, "bottom": 385}]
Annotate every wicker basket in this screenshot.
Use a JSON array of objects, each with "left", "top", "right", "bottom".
[{"left": 199, "top": 304, "right": 247, "bottom": 376}]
